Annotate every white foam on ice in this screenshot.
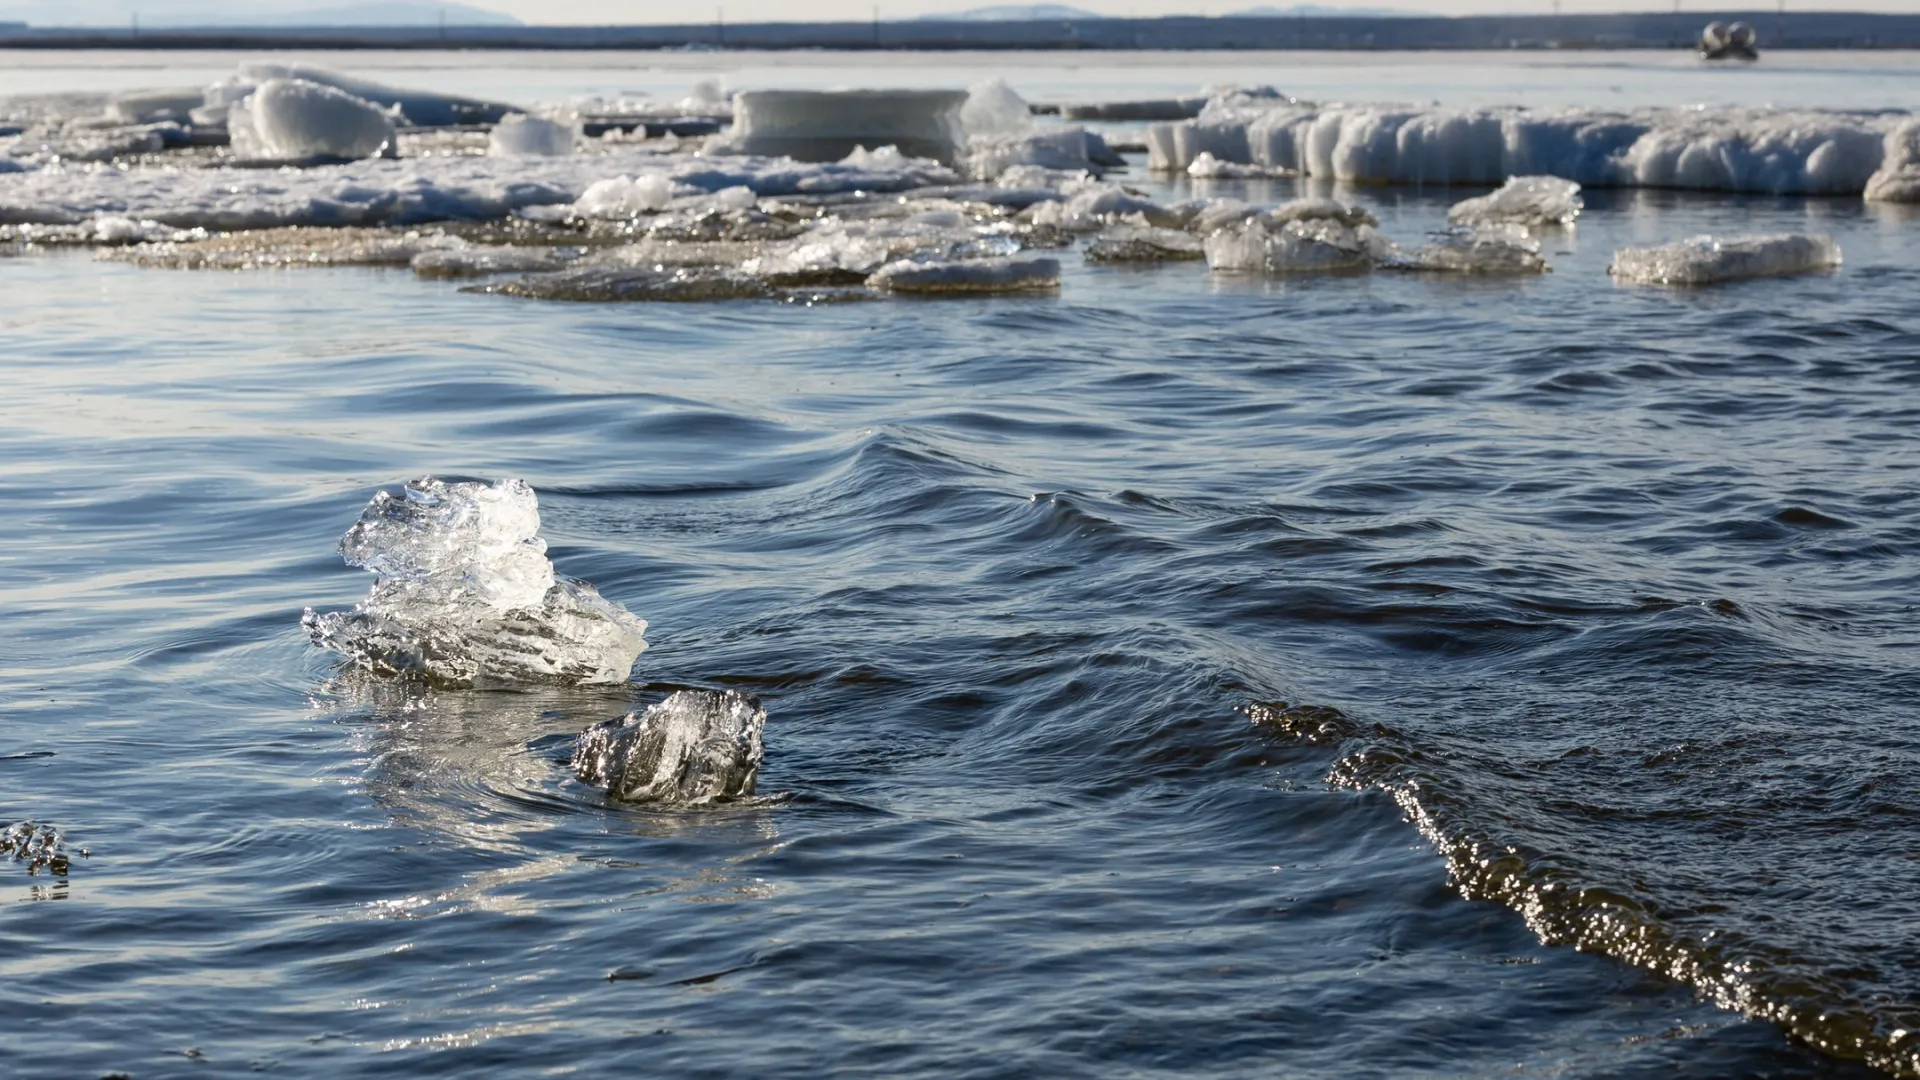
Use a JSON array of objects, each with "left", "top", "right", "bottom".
[
  {"left": 1865, "top": 119, "right": 1920, "bottom": 203},
  {"left": 488, "top": 113, "right": 578, "bottom": 158},
  {"left": 1150, "top": 102, "right": 1905, "bottom": 195},
  {"left": 1608, "top": 233, "right": 1842, "bottom": 285},
  {"left": 713, "top": 89, "right": 969, "bottom": 164},
  {"left": 870, "top": 255, "right": 1061, "bottom": 293},
  {"left": 302, "top": 477, "right": 648, "bottom": 688},
  {"left": 230, "top": 79, "right": 396, "bottom": 163},
  {"left": 1448, "top": 175, "right": 1582, "bottom": 226}
]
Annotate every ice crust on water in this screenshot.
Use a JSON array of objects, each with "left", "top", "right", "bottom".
[
  {"left": 1147, "top": 100, "right": 1905, "bottom": 195},
  {"left": 1865, "top": 119, "right": 1920, "bottom": 203},
  {"left": 870, "top": 255, "right": 1061, "bottom": 293},
  {"left": 229, "top": 79, "right": 396, "bottom": 163},
  {"left": 1448, "top": 175, "right": 1582, "bottom": 225},
  {"left": 713, "top": 89, "right": 968, "bottom": 164},
  {"left": 1607, "top": 233, "right": 1842, "bottom": 286},
  {"left": 488, "top": 113, "right": 578, "bottom": 157},
  {"left": 301, "top": 477, "right": 648, "bottom": 688},
  {"left": 572, "top": 691, "right": 766, "bottom": 805}
]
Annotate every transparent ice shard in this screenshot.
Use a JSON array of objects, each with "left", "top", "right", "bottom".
[
  {"left": 572, "top": 690, "right": 766, "bottom": 805},
  {"left": 302, "top": 477, "right": 648, "bottom": 688},
  {"left": 1385, "top": 227, "right": 1549, "bottom": 275},
  {"left": 869, "top": 255, "right": 1061, "bottom": 293}
]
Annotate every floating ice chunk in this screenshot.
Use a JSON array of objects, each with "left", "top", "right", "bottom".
[
  {"left": 231, "top": 79, "right": 395, "bottom": 162},
  {"left": 1186, "top": 151, "right": 1291, "bottom": 179},
  {"left": 411, "top": 245, "right": 566, "bottom": 279},
  {"left": 1085, "top": 224, "right": 1204, "bottom": 263},
  {"left": 678, "top": 78, "right": 731, "bottom": 117},
  {"left": 1171, "top": 196, "right": 1263, "bottom": 235},
  {"left": 967, "top": 127, "right": 1119, "bottom": 180},
  {"left": 1385, "top": 229, "right": 1548, "bottom": 275},
  {"left": 104, "top": 226, "right": 460, "bottom": 270},
  {"left": 573, "top": 173, "right": 676, "bottom": 217},
  {"left": 1025, "top": 184, "right": 1170, "bottom": 231},
  {"left": 488, "top": 113, "right": 578, "bottom": 157},
  {"left": 1448, "top": 175, "right": 1582, "bottom": 226},
  {"left": 1608, "top": 233, "right": 1841, "bottom": 286},
  {"left": 90, "top": 215, "right": 170, "bottom": 244},
  {"left": 1205, "top": 216, "right": 1382, "bottom": 275},
  {"left": 572, "top": 690, "right": 765, "bottom": 805},
  {"left": 1269, "top": 196, "right": 1377, "bottom": 228},
  {"left": 470, "top": 265, "right": 774, "bottom": 302},
  {"left": 714, "top": 89, "right": 968, "bottom": 164},
  {"left": 302, "top": 477, "right": 648, "bottom": 688},
  {"left": 105, "top": 89, "right": 204, "bottom": 125},
  {"left": 1865, "top": 119, "right": 1920, "bottom": 203},
  {"left": 2, "top": 821, "right": 75, "bottom": 877},
  {"left": 870, "top": 255, "right": 1060, "bottom": 294},
  {"left": 231, "top": 61, "right": 513, "bottom": 126},
  {"left": 961, "top": 78, "right": 1032, "bottom": 139}
]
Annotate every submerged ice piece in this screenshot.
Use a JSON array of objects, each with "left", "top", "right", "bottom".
[
  {"left": 715, "top": 89, "right": 969, "bottom": 164},
  {"left": 1448, "top": 175, "right": 1583, "bottom": 226},
  {"left": 229, "top": 78, "right": 395, "bottom": 162},
  {"left": 301, "top": 477, "right": 648, "bottom": 687},
  {"left": 572, "top": 690, "right": 766, "bottom": 804},
  {"left": 1608, "top": 233, "right": 1841, "bottom": 286}
]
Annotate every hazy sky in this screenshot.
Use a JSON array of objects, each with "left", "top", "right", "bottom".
[{"left": 482, "top": 0, "right": 1920, "bottom": 21}]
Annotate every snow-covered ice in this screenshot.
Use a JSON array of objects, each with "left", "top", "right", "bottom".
[
  {"left": 1865, "top": 119, "right": 1920, "bottom": 203},
  {"left": 225, "top": 61, "right": 514, "bottom": 127},
  {"left": 1608, "top": 233, "right": 1842, "bottom": 285},
  {"left": 230, "top": 79, "right": 396, "bottom": 163},
  {"left": 572, "top": 690, "right": 766, "bottom": 805},
  {"left": 488, "top": 113, "right": 578, "bottom": 157},
  {"left": 1448, "top": 175, "right": 1582, "bottom": 226}
]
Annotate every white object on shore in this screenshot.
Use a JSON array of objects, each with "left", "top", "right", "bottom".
[
  {"left": 488, "top": 113, "right": 578, "bottom": 157},
  {"left": 229, "top": 78, "right": 395, "bottom": 162},
  {"left": 1449, "top": 175, "right": 1583, "bottom": 226},
  {"left": 1608, "top": 233, "right": 1841, "bottom": 285}
]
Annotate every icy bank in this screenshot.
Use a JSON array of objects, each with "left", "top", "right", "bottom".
[
  {"left": 229, "top": 78, "right": 396, "bottom": 163},
  {"left": 573, "top": 691, "right": 766, "bottom": 805},
  {"left": 302, "top": 477, "right": 648, "bottom": 688},
  {"left": 713, "top": 89, "right": 969, "bottom": 164},
  {"left": 1147, "top": 100, "right": 1902, "bottom": 195},
  {"left": 1608, "top": 233, "right": 1841, "bottom": 286},
  {"left": 1865, "top": 119, "right": 1920, "bottom": 203}
]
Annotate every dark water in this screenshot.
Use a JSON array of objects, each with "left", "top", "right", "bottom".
[{"left": 4, "top": 182, "right": 1918, "bottom": 1078}]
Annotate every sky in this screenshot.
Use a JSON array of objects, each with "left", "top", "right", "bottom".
[{"left": 482, "top": 0, "right": 1920, "bottom": 20}]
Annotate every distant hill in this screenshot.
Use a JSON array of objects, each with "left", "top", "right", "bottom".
[
  {"left": 912, "top": 4, "right": 1109, "bottom": 20},
  {"left": 1231, "top": 4, "right": 1424, "bottom": 15},
  {"left": 0, "top": 0, "right": 519, "bottom": 27}
]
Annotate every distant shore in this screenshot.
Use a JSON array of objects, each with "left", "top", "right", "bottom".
[{"left": 2, "top": 12, "right": 1918, "bottom": 52}]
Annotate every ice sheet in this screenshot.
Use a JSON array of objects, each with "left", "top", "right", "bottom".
[
  {"left": 1608, "top": 233, "right": 1842, "bottom": 285},
  {"left": 1448, "top": 175, "right": 1582, "bottom": 226},
  {"left": 230, "top": 78, "right": 396, "bottom": 163},
  {"left": 302, "top": 477, "right": 648, "bottom": 688},
  {"left": 713, "top": 89, "right": 968, "bottom": 165}
]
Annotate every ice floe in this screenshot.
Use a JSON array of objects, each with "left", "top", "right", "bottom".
[
  {"left": 713, "top": 89, "right": 968, "bottom": 164},
  {"left": 869, "top": 255, "right": 1061, "bottom": 293},
  {"left": 223, "top": 61, "right": 514, "bottom": 127},
  {"left": 470, "top": 264, "right": 775, "bottom": 302},
  {"left": 1865, "top": 119, "right": 1920, "bottom": 203},
  {"left": 572, "top": 690, "right": 766, "bottom": 805},
  {"left": 1385, "top": 228, "right": 1549, "bottom": 275},
  {"left": 1448, "top": 175, "right": 1582, "bottom": 226},
  {"left": 1204, "top": 216, "right": 1390, "bottom": 275},
  {"left": 302, "top": 477, "right": 648, "bottom": 688},
  {"left": 488, "top": 113, "right": 579, "bottom": 158},
  {"left": 1085, "top": 223, "right": 1205, "bottom": 263},
  {"left": 1608, "top": 233, "right": 1842, "bottom": 285}
]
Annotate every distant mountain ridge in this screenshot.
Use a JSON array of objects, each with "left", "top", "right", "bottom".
[
  {"left": 0, "top": 0, "right": 519, "bottom": 27},
  {"left": 911, "top": 4, "right": 1108, "bottom": 19},
  {"left": 1232, "top": 4, "right": 1425, "bottom": 16}
]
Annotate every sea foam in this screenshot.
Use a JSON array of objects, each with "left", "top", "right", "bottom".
[{"left": 302, "top": 477, "right": 648, "bottom": 688}]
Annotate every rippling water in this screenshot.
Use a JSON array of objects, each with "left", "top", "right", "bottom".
[{"left": 5, "top": 52, "right": 1920, "bottom": 1079}]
